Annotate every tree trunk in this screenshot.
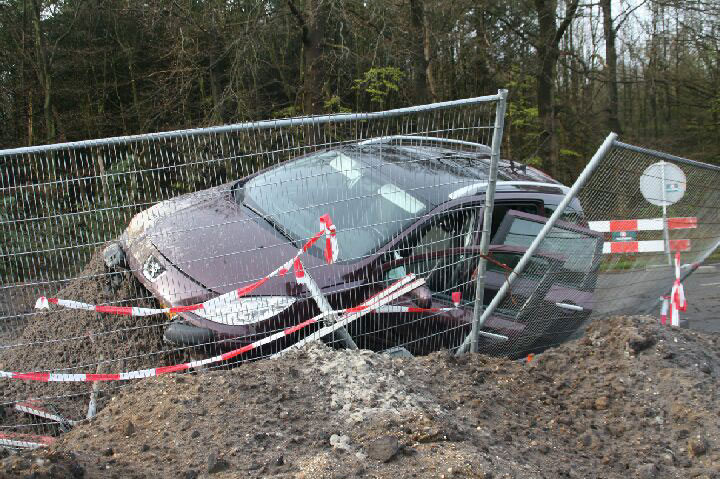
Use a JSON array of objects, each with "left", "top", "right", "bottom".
[
  {"left": 113, "top": 19, "right": 142, "bottom": 129},
  {"left": 409, "top": 0, "right": 436, "bottom": 103},
  {"left": 601, "top": 0, "right": 622, "bottom": 133},
  {"left": 536, "top": 44, "right": 559, "bottom": 177},
  {"left": 423, "top": 4, "right": 438, "bottom": 102},
  {"left": 568, "top": 23, "right": 580, "bottom": 118},
  {"left": 409, "top": 0, "right": 429, "bottom": 103},
  {"left": 534, "top": 0, "right": 578, "bottom": 178},
  {"left": 288, "top": 0, "right": 327, "bottom": 115},
  {"left": 303, "top": 9, "right": 325, "bottom": 115},
  {"left": 30, "top": 0, "right": 55, "bottom": 141},
  {"left": 27, "top": 90, "right": 33, "bottom": 145}
]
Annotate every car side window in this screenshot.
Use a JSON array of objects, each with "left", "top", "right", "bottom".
[
  {"left": 383, "top": 208, "right": 477, "bottom": 294},
  {"left": 410, "top": 207, "right": 478, "bottom": 256},
  {"left": 485, "top": 251, "right": 549, "bottom": 279},
  {"left": 385, "top": 252, "right": 477, "bottom": 297}
]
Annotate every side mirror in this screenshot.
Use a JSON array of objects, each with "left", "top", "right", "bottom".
[{"left": 409, "top": 284, "right": 433, "bottom": 309}]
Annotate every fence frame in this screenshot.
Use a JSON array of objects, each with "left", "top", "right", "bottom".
[
  {"left": 456, "top": 133, "right": 720, "bottom": 355},
  {"left": 2, "top": 93, "right": 507, "bottom": 377},
  {"left": 0, "top": 94, "right": 504, "bottom": 156},
  {"left": 457, "top": 132, "right": 618, "bottom": 355},
  {"left": 469, "top": 89, "right": 508, "bottom": 353}
]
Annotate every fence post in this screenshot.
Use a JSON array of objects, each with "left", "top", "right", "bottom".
[
  {"left": 469, "top": 89, "right": 508, "bottom": 353},
  {"left": 458, "top": 131, "right": 619, "bottom": 355}
]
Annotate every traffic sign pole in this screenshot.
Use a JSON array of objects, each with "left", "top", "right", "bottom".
[{"left": 661, "top": 162, "right": 672, "bottom": 265}]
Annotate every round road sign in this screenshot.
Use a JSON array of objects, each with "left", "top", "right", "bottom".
[{"left": 639, "top": 161, "right": 686, "bottom": 206}]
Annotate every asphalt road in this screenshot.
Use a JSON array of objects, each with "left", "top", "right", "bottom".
[
  {"left": 681, "top": 264, "right": 720, "bottom": 333},
  {"left": 590, "top": 262, "right": 719, "bottom": 334}
]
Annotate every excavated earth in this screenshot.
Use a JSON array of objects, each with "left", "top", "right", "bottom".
[
  {"left": 0, "top": 250, "right": 175, "bottom": 425},
  {"left": 1, "top": 312, "right": 718, "bottom": 478}
]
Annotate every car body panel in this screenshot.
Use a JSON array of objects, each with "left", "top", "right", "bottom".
[{"left": 119, "top": 141, "right": 601, "bottom": 356}]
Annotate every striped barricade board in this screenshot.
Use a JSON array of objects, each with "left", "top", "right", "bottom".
[{"left": 589, "top": 217, "right": 696, "bottom": 254}]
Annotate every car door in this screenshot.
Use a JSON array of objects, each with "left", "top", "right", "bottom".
[
  {"left": 367, "top": 247, "right": 482, "bottom": 355},
  {"left": 355, "top": 207, "right": 603, "bottom": 356},
  {"left": 354, "top": 207, "right": 479, "bottom": 353},
  {"left": 361, "top": 245, "right": 559, "bottom": 355},
  {"left": 490, "top": 209, "right": 603, "bottom": 295},
  {"left": 487, "top": 209, "right": 604, "bottom": 354}
]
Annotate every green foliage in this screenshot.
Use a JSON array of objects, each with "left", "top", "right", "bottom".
[
  {"left": 324, "top": 95, "right": 352, "bottom": 114},
  {"left": 272, "top": 105, "right": 301, "bottom": 119},
  {"left": 526, "top": 156, "right": 543, "bottom": 167},
  {"left": 505, "top": 70, "right": 543, "bottom": 164},
  {"left": 559, "top": 148, "right": 582, "bottom": 158},
  {"left": 353, "top": 67, "right": 405, "bottom": 107},
  {"left": 508, "top": 102, "right": 538, "bottom": 130},
  {"left": 711, "top": 96, "right": 720, "bottom": 116}
]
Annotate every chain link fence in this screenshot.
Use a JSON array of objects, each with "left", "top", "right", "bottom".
[
  {"left": 459, "top": 134, "right": 720, "bottom": 357},
  {"left": 1, "top": 94, "right": 509, "bottom": 443},
  {"left": 3, "top": 97, "right": 719, "bottom": 448}
]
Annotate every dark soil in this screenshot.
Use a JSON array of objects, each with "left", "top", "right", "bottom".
[
  {"left": 1, "top": 315, "right": 718, "bottom": 479},
  {"left": 0, "top": 249, "right": 174, "bottom": 422}
]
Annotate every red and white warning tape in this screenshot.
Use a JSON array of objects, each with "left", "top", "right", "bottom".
[
  {"left": 1, "top": 275, "right": 436, "bottom": 382},
  {"left": 660, "top": 297, "right": 670, "bottom": 325},
  {"left": 660, "top": 252, "right": 687, "bottom": 327},
  {"left": 35, "top": 214, "right": 340, "bottom": 317},
  {"left": 589, "top": 217, "right": 696, "bottom": 254},
  {"left": 589, "top": 217, "right": 697, "bottom": 233},
  {"left": 376, "top": 291, "right": 461, "bottom": 313},
  {"left": 0, "top": 432, "right": 55, "bottom": 449},
  {"left": 319, "top": 214, "right": 339, "bottom": 263},
  {"left": 15, "top": 401, "right": 77, "bottom": 427},
  {"left": 275, "top": 274, "right": 429, "bottom": 355},
  {"left": 16, "top": 212, "right": 463, "bottom": 383}
]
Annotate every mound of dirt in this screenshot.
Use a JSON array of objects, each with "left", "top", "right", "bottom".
[
  {"left": 1, "top": 315, "right": 717, "bottom": 479},
  {"left": 0, "top": 249, "right": 173, "bottom": 422}
]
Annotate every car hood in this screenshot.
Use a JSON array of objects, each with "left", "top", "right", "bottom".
[{"left": 125, "top": 184, "right": 332, "bottom": 295}]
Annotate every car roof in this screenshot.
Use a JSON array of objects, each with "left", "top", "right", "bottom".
[{"left": 346, "top": 142, "right": 564, "bottom": 207}]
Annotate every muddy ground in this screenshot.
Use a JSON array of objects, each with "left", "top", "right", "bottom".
[
  {"left": 1, "top": 313, "right": 718, "bottom": 479},
  {"left": 0, "top": 251, "right": 175, "bottom": 424}
]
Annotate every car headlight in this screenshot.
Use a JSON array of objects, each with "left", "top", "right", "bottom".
[{"left": 195, "top": 296, "right": 297, "bottom": 326}]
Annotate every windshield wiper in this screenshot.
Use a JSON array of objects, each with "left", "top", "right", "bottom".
[{"left": 242, "top": 200, "right": 298, "bottom": 247}]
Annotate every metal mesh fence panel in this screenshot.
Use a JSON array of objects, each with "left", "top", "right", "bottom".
[
  {"left": 471, "top": 138, "right": 720, "bottom": 358},
  {"left": 0, "top": 94, "right": 507, "bottom": 444}
]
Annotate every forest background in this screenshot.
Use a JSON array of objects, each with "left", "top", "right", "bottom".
[
  {"left": 1, "top": 0, "right": 720, "bottom": 283},
  {"left": 0, "top": 0, "right": 719, "bottom": 182}
]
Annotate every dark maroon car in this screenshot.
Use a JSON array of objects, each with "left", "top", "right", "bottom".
[{"left": 117, "top": 137, "right": 602, "bottom": 357}]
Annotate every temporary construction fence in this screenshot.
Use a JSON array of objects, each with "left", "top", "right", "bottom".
[
  {"left": 457, "top": 133, "right": 720, "bottom": 356},
  {"left": 2, "top": 92, "right": 720, "bottom": 446},
  {"left": 0, "top": 93, "right": 511, "bottom": 442}
]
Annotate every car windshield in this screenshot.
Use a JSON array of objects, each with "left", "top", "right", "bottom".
[{"left": 241, "top": 149, "right": 428, "bottom": 262}]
